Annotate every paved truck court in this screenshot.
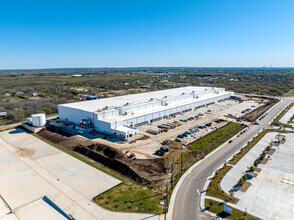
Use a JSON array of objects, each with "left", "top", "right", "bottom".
[{"left": 0, "top": 128, "right": 160, "bottom": 220}]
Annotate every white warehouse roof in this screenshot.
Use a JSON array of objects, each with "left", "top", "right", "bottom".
[{"left": 59, "top": 86, "right": 220, "bottom": 112}]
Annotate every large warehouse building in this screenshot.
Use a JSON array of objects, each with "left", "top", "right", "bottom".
[{"left": 58, "top": 86, "right": 234, "bottom": 138}]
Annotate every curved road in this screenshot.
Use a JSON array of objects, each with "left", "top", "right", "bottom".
[{"left": 172, "top": 98, "right": 293, "bottom": 220}]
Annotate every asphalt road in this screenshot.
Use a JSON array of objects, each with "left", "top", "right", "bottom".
[{"left": 172, "top": 98, "right": 293, "bottom": 220}]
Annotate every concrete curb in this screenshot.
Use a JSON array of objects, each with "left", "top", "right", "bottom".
[
  {"left": 205, "top": 196, "right": 266, "bottom": 220},
  {"left": 198, "top": 99, "right": 287, "bottom": 219},
  {"left": 167, "top": 124, "right": 248, "bottom": 220},
  {"left": 167, "top": 98, "right": 287, "bottom": 220},
  {"left": 268, "top": 100, "right": 292, "bottom": 125}
]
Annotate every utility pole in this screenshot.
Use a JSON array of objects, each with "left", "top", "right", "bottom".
[
  {"left": 170, "top": 152, "right": 174, "bottom": 189},
  {"left": 180, "top": 146, "right": 184, "bottom": 175},
  {"left": 164, "top": 181, "right": 169, "bottom": 220}
]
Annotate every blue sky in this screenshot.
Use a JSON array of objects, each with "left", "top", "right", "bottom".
[{"left": 0, "top": 0, "right": 293, "bottom": 69}]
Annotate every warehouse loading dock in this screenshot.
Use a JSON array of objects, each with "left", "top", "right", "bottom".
[{"left": 58, "top": 86, "right": 233, "bottom": 139}]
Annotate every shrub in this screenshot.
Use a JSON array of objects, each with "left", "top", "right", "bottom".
[
  {"left": 254, "top": 160, "right": 258, "bottom": 167},
  {"left": 249, "top": 166, "right": 255, "bottom": 172}
]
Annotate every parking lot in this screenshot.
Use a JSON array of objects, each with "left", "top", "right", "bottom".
[
  {"left": 108, "top": 98, "right": 263, "bottom": 159},
  {"left": 223, "top": 132, "right": 294, "bottom": 220}
]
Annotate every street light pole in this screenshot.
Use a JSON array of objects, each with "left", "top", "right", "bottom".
[
  {"left": 170, "top": 152, "right": 174, "bottom": 189},
  {"left": 164, "top": 181, "right": 169, "bottom": 220},
  {"left": 180, "top": 146, "right": 184, "bottom": 175}
]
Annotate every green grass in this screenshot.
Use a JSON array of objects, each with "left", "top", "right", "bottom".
[
  {"left": 224, "top": 115, "right": 237, "bottom": 119},
  {"left": 206, "top": 165, "right": 234, "bottom": 202},
  {"left": 271, "top": 102, "right": 294, "bottom": 127},
  {"left": 95, "top": 180, "right": 163, "bottom": 214},
  {"left": 283, "top": 90, "right": 294, "bottom": 97},
  {"left": 205, "top": 199, "right": 259, "bottom": 220},
  {"left": 190, "top": 122, "right": 244, "bottom": 152},
  {"left": 32, "top": 133, "right": 163, "bottom": 214},
  {"left": 228, "top": 130, "right": 268, "bottom": 165}
]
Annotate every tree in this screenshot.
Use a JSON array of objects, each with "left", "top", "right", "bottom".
[
  {"left": 209, "top": 201, "right": 213, "bottom": 209},
  {"left": 249, "top": 166, "right": 255, "bottom": 172},
  {"left": 254, "top": 160, "right": 258, "bottom": 167},
  {"left": 260, "top": 154, "right": 265, "bottom": 161},
  {"left": 242, "top": 174, "right": 248, "bottom": 181},
  {"left": 238, "top": 178, "right": 244, "bottom": 187},
  {"left": 229, "top": 190, "right": 235, "bottom": 199}
]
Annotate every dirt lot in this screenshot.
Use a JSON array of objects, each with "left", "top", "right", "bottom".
[{"left": 240, "top": 97, "right": 279, "bottom": 122}]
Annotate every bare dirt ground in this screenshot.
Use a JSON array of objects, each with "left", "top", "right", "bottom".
[
  {"left": 240, "top": 97, "right": 278, "bottom": 122},
  {"left": 38, "top": 129, "right": 169, "bottom": 184}
]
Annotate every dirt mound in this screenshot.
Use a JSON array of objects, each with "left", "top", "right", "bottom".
[
  {"left": 37, "top": 129, "right": 168, "bottom": 184},
  {"left": 241, "top": 97, "right": 278, "bottom": 122}
]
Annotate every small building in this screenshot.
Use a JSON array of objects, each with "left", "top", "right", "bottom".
[
  {"left": 86, "top": 95, "right": 98, "bottom": 100},
  {"left": 0, "top": 112, "right": 7, "bottom": 117}
]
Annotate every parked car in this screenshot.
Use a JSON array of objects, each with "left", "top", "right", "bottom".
[
  {"left": 178, "top": 134, "right": 184, "bottom": 138},
  {"left": 205, "top": 123, "right": 212, "bottom": 127},
  {"left": 175, "top": 138, "right": 182, "bottom": 142},
  {"left": 182, "top": 133, "right": 187, "bottom": 137},
  {"left": 160, "top": 147, "right": 169, "bottom": 152},
  {"left": 163, "top": 140, "right": 171, "bottom": 145},
  {"left": 228, "top": 140, "right": 233, "bottom": 143},
  {"left": 155, "top": 150, "right": 165, "bottom": 156},
  {"left": 129, "top": 140, "right": 136, "bottom": 144},
  {"left": 185, "top": 131, "right": 191, "bottom": 135}
]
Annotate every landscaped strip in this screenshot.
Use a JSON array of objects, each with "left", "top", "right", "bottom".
[
  {"left": 205, "top": 165, "right": 234, "bottom": 202},
  {"left": 190, "top": 122, "right": 245, "bottom": 152},
  {"left": 228, "top": 129, "right": 268, "bottom": 165},
  {"left": 271, "top": 102, "right": 294, "bottom": 127},
  {"left": 205, "top": 128, "right": 294, "bottom": 218},
  {"left": 173, "top": 122, "right": 244, "bottom": 197},
  {"left": 204, "top": 199, "right": 259, "bottom": 220}
]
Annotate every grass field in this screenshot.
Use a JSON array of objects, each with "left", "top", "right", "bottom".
[
  {"left": 205, "top": 199, "right": 259, "bottom": 220},
  {"left": 283, "top": 90, "right": 294, "bottom": 97},
  {"left": 95, "top": 180, "right": 163, "bottom": 214},
  {"left": 271, "top": 102, "right": 294, "bottom": 127},
  {"left": 190, "top": 122, "right": 244, "bottom": 152},
  {"left": 205, "top": 165, "right": 234, "bottom": 202}
]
